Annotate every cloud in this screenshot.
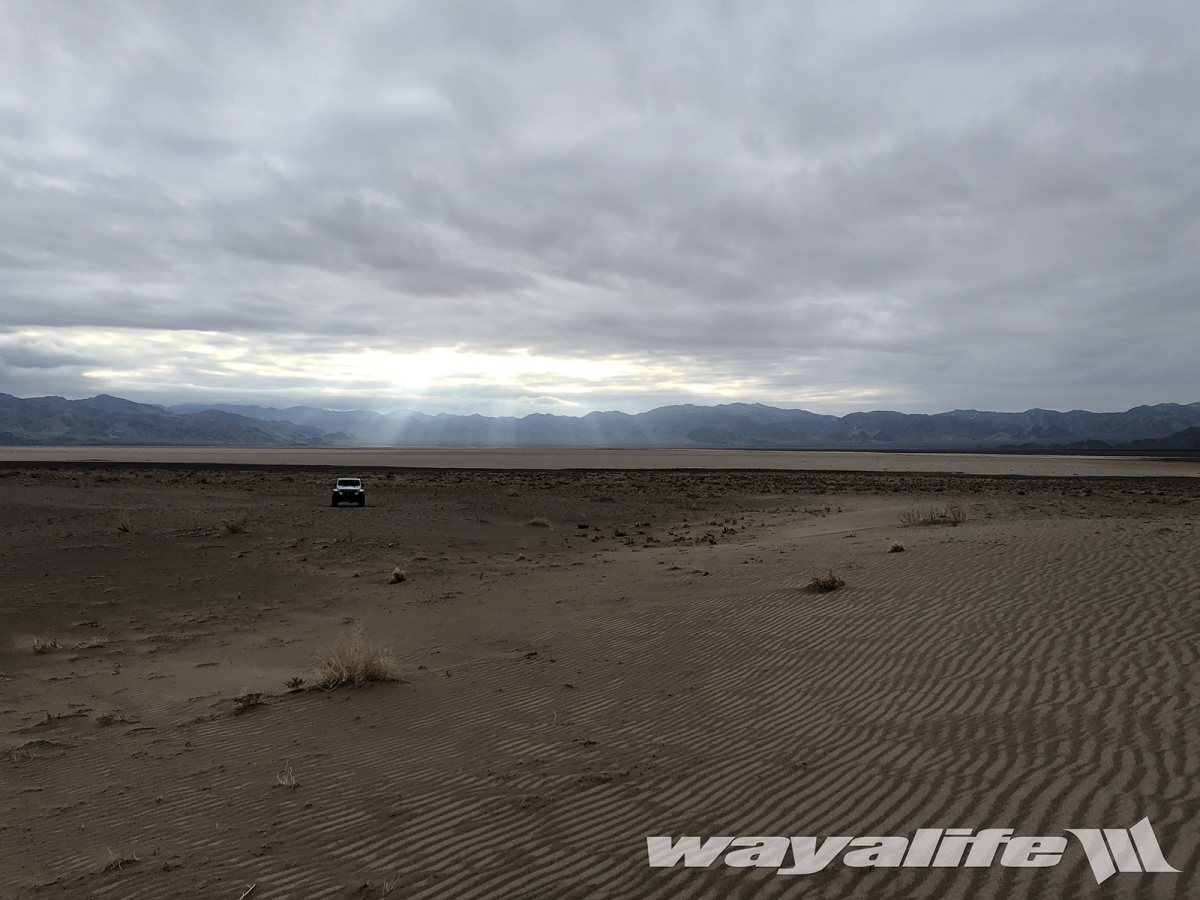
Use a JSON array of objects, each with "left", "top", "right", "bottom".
[
  {"left": 0, "top": 336, "right": 98, "bottom": 370},
  {"left": 0, "top": 1, "right": 1197, "bottom": 414}
]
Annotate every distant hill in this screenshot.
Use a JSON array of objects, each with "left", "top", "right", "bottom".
[
  {"left": 167, "top": 402, "right": 420, "bottom": 445},
  {"left": 0, "top": 394, "right": 336, "bottom": 446},
  {"left": 1125, "top": 426, "right": 1200, "bottom": 451},
  {"left": 170, "top": 399, "right": 1200, "bottom": 450},
  {"left": 4, "top": 393, "right": 1200, "bottom": 450}
]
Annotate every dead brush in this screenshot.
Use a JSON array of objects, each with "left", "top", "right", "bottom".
[
  {"left": 315, "top": 624, "right": 401, "bottom": 689},
  {"left": 31, "top": 637, "right": 59, "bottom": 655},
  {"left": 102, "top": 849, "right": 139, "bottom": 872},
  {"left": 526, "top": 516, "right": 553, "bottom": 528},
  {"left": 942, "top": 502, "right": 969, "bottom": 524},
  {"left": 96, "top": 712, "right": 130, "bottom": 728},
  {"left": 899, "top": 503, "right": 969, "bottom": 526},
  {"left": 275, "top": 761, "right": 299, "bottom": 790},
  {"left": 806, "top": 570, "right": 846, "bottom": 593},
  {"left": 888, "top": 542, "right": 906, "bottom": 553},
  {"left": 233, "top": 692, "right": 264, "bottom": 713}
]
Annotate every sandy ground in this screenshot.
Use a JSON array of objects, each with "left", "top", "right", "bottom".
[{"left": 1, "top": 459, "right": 1198, "bottom": 899}]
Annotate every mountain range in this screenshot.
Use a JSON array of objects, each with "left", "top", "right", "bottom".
[
  {"left": 0, "top": 393, "right": 330, "bottom": 447},
  {"left": 2, "top": 392, "right": 1200, "bottom": 451}
]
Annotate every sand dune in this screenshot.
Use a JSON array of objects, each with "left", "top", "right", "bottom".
[{"left": 1, "top": 462, "right": 1197, "bottom": 898}]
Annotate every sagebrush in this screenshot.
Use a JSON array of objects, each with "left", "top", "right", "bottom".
[
  {"left": 806, "top": 570, "right": 846, "bottom": 592},
  {"left": 31, "top": 637, "right": 59, "bottom": 654},
  {"left": 316, "top": 625, "right": 401, "bottom": 689},
  {"left": 899, "top": 503, "right": 968, "bottom": 526}
]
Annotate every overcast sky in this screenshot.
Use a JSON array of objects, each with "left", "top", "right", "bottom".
[{"left": 1, "top": 1, "right": 1197, "bottom": 416}]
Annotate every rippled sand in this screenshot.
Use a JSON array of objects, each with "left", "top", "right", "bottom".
[{"left": 2, "top": 463, "right": 1197, "bottom": 898}]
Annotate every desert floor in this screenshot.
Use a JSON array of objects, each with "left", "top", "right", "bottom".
[
  {"left": 5, "top": 445, "right": 1200, "bottom": 478},
  {"left": 1, "top": 457, "right": 1198, "bottom": 899}
]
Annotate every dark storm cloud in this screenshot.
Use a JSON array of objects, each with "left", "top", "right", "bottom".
[{"left": 0, "top": 0, "right": 1197, "bottom": 413}]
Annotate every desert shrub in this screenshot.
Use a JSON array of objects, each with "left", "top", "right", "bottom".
[
  {"left": 899, "top": 503, "right": 968, "bottom": 526},
  {"left": 806, "top": 570, "right": 846, "bottom": 592},
  {"left": 31, "top": 637, "right": 59, "bottom": 654},
  {"left": 316, "top": 625, "right": 401, "bottom": 689},
  {"left": 526, "top": 517, "right": 553, "bottom": 528},
  {"left": 943, "top": 502, "right": 969, "bottom": 523},
  {"left": 888, "top": 542, "right": 905, "bottom": 553},
  {"left": 233, "top": 692, "right": 264, "bottom": 713}
]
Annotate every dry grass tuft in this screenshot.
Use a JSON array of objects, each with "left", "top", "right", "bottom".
[
  {"left": 233, "top": 692, "right": 264, "bottom": 713},
  {"left": 285, "top": 676, "right": 306, "bottom": 691},
  {"left": 103, "top": 849, "right": 139, "bottom": 872},
  {"left": 275, "top": 761, "right": 299, "bottom": 790},
  {"left": 316, "top": 625, "right": 401, "bottom": 689},
  {"left": 31, "top": 637, "right": 59, "bottom": 654},
  {"left": 888, "top": 541, "right": 906, "bottom": 553},
  {"left": 526, "top": 517, "right": 553, "bottom": 528},
  {"left": 806, "top": 570, "right": 846, "bottom": 592},
  {"left": 945, "top": 502, "right": 969, "bottom": 523},
  {"left": 899, "top": 503, "right": 969, "bottom": 526},
  {"left": 96, "top": 712, "right": 130, "bottom": 728}
]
